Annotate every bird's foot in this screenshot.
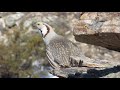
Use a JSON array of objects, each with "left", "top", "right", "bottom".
[
  {"left": 70, "top": 58, "right": 82, "bottom": 67},
  {"left": 78, "top": 60, "right": 83, "bottom": 67}
]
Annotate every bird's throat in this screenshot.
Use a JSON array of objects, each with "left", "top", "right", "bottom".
[{"left": 43, "top": 24, "right": 50, "bottom": 38}]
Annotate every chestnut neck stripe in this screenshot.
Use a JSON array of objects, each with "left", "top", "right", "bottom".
[{"left": 43, "top": 24, "right": 50, "bottom": 38}]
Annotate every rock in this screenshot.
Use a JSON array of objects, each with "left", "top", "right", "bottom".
[
  {"left": 0, "top": 32, "right": 8, "bottom": 45},
  {"left": 4, "top": 12, "right": 24, "bottom": 28},
  {"left": 74, "top": 12, "right": 120, "bottom": 35},
  {"left": 51, "top": 65, "right": 120, "bottom": 78},
  {"left": 0, "top": 18, "right": 5, "bottom": 31},
  {"left": 23, "top": 19, "right": 33, "bottom": 30},
  {"left": 73, "top": 12, "right": 120, "bottom": 52}
]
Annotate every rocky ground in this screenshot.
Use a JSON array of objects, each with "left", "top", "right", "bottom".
[{"left": 0, "top": 12, "right": 120, "bottom": 78}]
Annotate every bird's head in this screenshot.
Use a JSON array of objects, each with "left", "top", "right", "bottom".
[
  {"left": 32, "top": 21, "right": 57, "bottom": 45},
  {"left": 32, "top": 21, "right": 52, "bottom": 38}
]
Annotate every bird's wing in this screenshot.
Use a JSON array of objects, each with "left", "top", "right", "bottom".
[
  {"left": 46, "top": 49, "right": 60, "bottom": 69},
  {"left": 46, "top": 39, "right": 71, "bottom": 68}
]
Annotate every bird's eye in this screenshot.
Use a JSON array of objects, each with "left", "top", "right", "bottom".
[{"left": 37, "top": 23, "right": 40, "bottom": 25}]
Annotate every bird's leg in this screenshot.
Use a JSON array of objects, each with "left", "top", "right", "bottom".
[
  {"left": 78, "top": 60, "right": 83, "bottom": 67},
  {"left": 70, "top": 56, "right": 104, "bottom": 68},
  {"left": 70, "top": 56, "right": 80, "bottom": 67}
]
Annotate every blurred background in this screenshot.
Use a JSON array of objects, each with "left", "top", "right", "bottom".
[
  {"left": 0, "top": 12, "right": 120, "bottom": 78},
  {"left": 0, "top": 12, "right": 81, "bottom": 78}
]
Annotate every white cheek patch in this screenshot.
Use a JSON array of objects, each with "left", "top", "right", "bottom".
[
  {"left": 41, "top": 26, "right": 48, "bottom": 37},
  {"left": 42, "top": 29, "right": 48, "bottom": 36}
]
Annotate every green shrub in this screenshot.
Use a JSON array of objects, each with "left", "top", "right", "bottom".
[{"left": 0, "top": 27, "right": 46, "bottom": 78}]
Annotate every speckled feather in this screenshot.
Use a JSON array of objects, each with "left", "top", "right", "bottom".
[{"left": 46, "top": 35, "right": 84, "bottom": 69}]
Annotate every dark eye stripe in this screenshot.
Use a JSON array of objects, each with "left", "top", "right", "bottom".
[
  {"left": 38, "top": 29, "right": 43, "bottom": 37},
  {"left": 38, "top": 29, "right": 42, "bottom": 32}
]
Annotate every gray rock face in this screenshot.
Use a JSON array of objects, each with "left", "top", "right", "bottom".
[
  {"left": 4, "top": 12, "right": 24, "bottom": 28},
  {"left": 0, "top": 18, "right": 5, "bottom": 31},
  {"left": 71, "top": 12, "right": 120, "bottom": 78}
]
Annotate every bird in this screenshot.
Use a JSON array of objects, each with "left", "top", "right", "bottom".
[{"left": 32, "top": 21, "right": 106, "bottom": 69}]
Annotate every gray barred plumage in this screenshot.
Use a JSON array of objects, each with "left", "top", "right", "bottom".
[
  {"left": 32, "top": 22, "right": 106, "bottom": 69},
  {"left": 46, "top": 35, "right": 82, "bottom": 68}
]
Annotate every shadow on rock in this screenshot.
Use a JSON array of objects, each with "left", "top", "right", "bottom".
[{"left": 68, "top": 65, "right": 120, "bottom": 78}]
